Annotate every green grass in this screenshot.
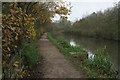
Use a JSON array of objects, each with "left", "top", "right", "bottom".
[
  {"left": 47, "top": 33, "right": 119, "bottom": 78},
  {"left": 22, "top": 39, "right": 39, "bottom": 69}
]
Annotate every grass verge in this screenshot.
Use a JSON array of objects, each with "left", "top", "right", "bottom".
[{"left": 22, "top": 39, "right": 40, "bottom": 70}]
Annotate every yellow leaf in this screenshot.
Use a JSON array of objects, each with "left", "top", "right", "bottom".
[
  {"left": 7, "top": 47, "right": 10, "bottom": 51},
  {"left": 31, "top": 17, "right": 35, "bottom": 20},
  {"left": 14, "top": 23, "right": 17, "bottom": 25},
  {"left": 7, "top": 54, "right": 11, "bottom": 57},
  {"left": 31, "top": 22, "right": 34, "bottom": 25},
  {"left": 11, "top": 27, "right": 15, "bottom": 30},
  {"left": 11, "top": 17, "right": 13, "bottom": 20},
  {"left": 13, "top": 61, "right": 19, "bottom": 67},
  {"left": 3, "top": 60, "right": 8, "bottom": 66},
  {"left": 15, "top": 45, "right": 17, "bottom": 48},
  {"left": 15, "top": 61, "right": 19, "bottom": 64},
  {"left": 16, "top": 19, "right": 19, "bottom": 21},
  {"left": 3, "top": 61, "right": 6, "bottom": 65},
  {"left": 29, "top": 14, "right": 31, "bottom": 17},
  {"left": 15, "top": 36, "right": 18, "bottom": 40},
  {"left": 2, "top": 39, "right": 6, "bottom": 42},
  {"left": 14, "top": 64, "right": 18, "bottom": 67},
  {"left": 3, "top": 43, "right": 7, "bottom": 47},
  {"left": 9, "top": 54, "right": 11, "bottom": 57}
]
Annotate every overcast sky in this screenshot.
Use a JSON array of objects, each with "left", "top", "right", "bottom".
[{"left": 53, "top": 0, "right": 119, "bottom": 23}]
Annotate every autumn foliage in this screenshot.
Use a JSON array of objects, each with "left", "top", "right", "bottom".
[
  {"left": 2, "top": 1, "right": 71, "bottom": 78},
  {"left": 2, "top": 3, "right": 36, "bottom": 66}
]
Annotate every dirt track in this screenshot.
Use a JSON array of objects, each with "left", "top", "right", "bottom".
[{"left": 33, "top": 33, "right": 85, "bottom": 78}]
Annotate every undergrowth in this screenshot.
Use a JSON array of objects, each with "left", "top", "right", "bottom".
[{"left": 22, "top": 39, "right": 39, "bottom": 70}]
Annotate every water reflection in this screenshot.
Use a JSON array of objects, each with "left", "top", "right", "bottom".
[
  {"left": 87, "top": 51, "right": 94, "bottom": 59},
  {"left": 70, "top": 39, "right": 95, "bottom": 60},
  {"left": 70, "top": 39, "right": 76, "bottom": 46}
]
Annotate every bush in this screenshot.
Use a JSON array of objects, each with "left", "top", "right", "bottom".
[{"left": 84, "top": 48, "right": 118, "bottom": 78}]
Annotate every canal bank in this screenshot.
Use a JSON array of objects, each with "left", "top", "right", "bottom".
[
  {"left": 52, "top": 33, "right": 119, "bottom": 69},
  {"left": 48, "top": 33, "right": 119, "bottom": 78}
]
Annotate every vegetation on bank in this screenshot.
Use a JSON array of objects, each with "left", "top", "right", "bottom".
[
  {"left": 47, "top": 33, "right": 119, "bottom": 78},
  {"left": 47, "top": 4, "right": 119, "bottom": 41}
]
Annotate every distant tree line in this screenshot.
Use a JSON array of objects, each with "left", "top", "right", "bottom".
[{"left": 67, "top": 3, "right": 119, "bottom": 40}]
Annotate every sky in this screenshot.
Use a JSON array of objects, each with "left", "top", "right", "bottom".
[{"left": 52, "top": 0, "right": 119, "bottom": 23}]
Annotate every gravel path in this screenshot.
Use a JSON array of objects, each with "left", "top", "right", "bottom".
[{"left": 36, "top": 33, "right": 85, "bottom": 78}]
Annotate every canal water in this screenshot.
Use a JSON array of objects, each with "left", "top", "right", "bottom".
[{"left": 54, "top": 34, "right": 119, "bottom": 69}]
